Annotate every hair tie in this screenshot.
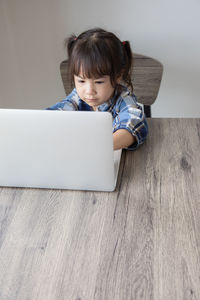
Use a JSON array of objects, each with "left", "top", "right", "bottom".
[
  {"left": 122, "top": 41, "right": 126, "bottom": 46},
  {"left": 74, "top": 37, "right": 77, "bottom": 41}
]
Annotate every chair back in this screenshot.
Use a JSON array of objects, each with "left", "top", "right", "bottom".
[{"left": 131, "top": 53, "right": 163, "bottom": 106}]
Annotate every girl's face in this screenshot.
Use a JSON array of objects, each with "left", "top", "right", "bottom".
[{"left": 74, "top": 74, "right": 116, "bottom": 110}]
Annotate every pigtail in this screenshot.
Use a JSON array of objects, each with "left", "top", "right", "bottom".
[
  {"left": 64, "top": 34, "right": 77, "bottom": 58},
  {"left": 122, "top": 41, "right": 133, "bottom": 92},
  {"left": 63, "top": 34, "right": 78, "bottom": 87}
]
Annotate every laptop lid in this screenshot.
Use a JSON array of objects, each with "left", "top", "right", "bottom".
[{"left": 0, "top": 109, "right": 121, "bottom": 191}]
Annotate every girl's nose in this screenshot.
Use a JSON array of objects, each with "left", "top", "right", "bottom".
[{"left": 86, "top": 83, "right": 96, "bottom": 95}]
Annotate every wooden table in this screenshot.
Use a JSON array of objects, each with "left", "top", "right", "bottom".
[{"left": 0, "top": 118, "right": 200, "bottom": 300}]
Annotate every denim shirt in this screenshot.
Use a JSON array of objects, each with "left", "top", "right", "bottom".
[{"left": 46, "top": 86, "right": 148, "bottom": 150}]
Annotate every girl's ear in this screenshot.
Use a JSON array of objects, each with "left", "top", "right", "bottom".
[
  {"left": 116, "top": 69, "right": 125, "bottom": 83},
  {"left": 116, "top": 73, "right": 122, "bottom": 84}
]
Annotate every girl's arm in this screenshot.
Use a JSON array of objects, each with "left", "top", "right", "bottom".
[
  {"left": 112, "top": 92, "right": 148, "bottom": 151},
  {"left": 46, "top": 89, "right": 79, "bottom": 111},
  {"left": 113, "top": 129, "right": 135, "bottom": 150}
]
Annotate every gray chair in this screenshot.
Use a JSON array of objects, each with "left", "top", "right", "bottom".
[{"left": 60, "top": 53, "right": 163, "bottom": 117}]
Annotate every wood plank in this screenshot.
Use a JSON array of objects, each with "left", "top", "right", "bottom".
[{"left": 147, "top": 119, "right": 200, "bottom": 299}]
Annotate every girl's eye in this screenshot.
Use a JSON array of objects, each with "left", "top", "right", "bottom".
[
  {"left": 78, "top": 80, "right": 85, "bottom": 83},
  {"left": 95, "top": 81, "right": 104, "bottom": 84}
]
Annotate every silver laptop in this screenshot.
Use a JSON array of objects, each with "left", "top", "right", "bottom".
[{"left": 0, "top": 109, "right": 122, "bottom": 191}]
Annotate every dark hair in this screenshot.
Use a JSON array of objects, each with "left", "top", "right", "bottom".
[{"left": 65, "top": 28, "right": 133, "bottom": 92}]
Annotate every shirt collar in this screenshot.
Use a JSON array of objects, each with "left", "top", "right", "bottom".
[
  {"left": 96, "top": 98, "right": 114, "bottom": 112},
  {"left": 96, "top": 86, "right": 129, "bottom": 111}
]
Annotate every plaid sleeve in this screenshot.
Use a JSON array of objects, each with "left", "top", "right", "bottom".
[
  {"left": 113, "top": 94, "right": 148, "bottom": 150},
  {"left": 46, "top": 89, "right": 79, "bottom": 111}
]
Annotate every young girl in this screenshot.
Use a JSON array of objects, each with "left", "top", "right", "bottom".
[{"left": 47, "top": 28, "right": 148, "bottom": 150}]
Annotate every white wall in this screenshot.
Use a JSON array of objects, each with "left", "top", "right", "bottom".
[{"left": 0, "top": 0, "right": 200, "bottom": 116}]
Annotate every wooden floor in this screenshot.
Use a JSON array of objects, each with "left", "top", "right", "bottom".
[{"left": 0, "top": 118, "right": 200, "bottom": 299}]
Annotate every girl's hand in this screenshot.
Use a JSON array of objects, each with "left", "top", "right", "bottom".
[{"left": 113, "top": 129, "right": 135, "bottom": 150}]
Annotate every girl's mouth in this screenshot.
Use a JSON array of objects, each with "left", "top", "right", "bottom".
[{"left": 86, "top": 98, "right": 97, "bottom": 102}]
